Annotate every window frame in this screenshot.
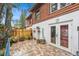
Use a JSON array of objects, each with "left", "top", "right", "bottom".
[
  {"left": 50, "top": 3, "right": 58, "bottom": 13},
  {"left": 35, "top": 10, "right": 40, "bottom": 20},
  {"left": 49, "top": 3, "right": 71, "bottom": 14},
  {"left": 60, "top": 3, "right": 71, "bottom": 9}
]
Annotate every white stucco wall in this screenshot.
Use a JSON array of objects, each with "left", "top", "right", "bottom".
[{"left": 32, "top": 10, "right": 79, "bottom": 55}]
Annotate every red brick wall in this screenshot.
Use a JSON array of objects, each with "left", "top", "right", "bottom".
[
  {"left": 40, "top": 3, "right": 49, "bottom": 21},
  {"left": 31, "top": 3, "right": 79, "bottom": 24}
]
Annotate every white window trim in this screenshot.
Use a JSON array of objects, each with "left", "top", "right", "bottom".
[
  {"left": 59, "top": 3, "right": 71, "bottom": 9},
  {"left": 50, "top": 3, "right": 58, "bottom": 14},
  {"left": 58, "top": 3, "right": 60, "bottom": 10},
  {"left": 50, "top": 3, "right": 72, "bottom": 14}
]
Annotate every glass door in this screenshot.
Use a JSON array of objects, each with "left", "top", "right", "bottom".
[
  {"left": 60, "top": 25, "right": 68, "bottom": 48},
  {"left": 51, "top": 26, "right": 56, "bottom": 44}
]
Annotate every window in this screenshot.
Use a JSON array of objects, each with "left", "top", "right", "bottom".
[
  {"left": 60, "top": 3, "right": 66, "bottom": 8},
  {"left": 35, "top": 10, "right": 40, "bottom": 20},
  {"left": 60, "top": 3, "right": 71, "bottom": 8},
  {"left": 51, "top": 26, "right": 56, "bottom": 44},
  {"left": 32, "top": 13, "right": 35, "bottom": 19},
  {"left": 50, "top": 3, "right": 58, "bottom": 13},
  {"left": 49, "top": 3, "right": 71, "bottom": 13}
]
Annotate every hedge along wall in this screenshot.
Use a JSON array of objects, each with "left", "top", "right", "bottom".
[{"left": 12, "top": 28, "right": 32, "bottom": 38}]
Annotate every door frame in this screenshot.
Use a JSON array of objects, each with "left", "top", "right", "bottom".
[
  {"left": 49, "top": 21, "right": 72, "bottom": 52},
  {"left": 51, "top": 26, "right": 56, "bottom": 44},
  {"left": 60, "top": 24, "right": 69, "bottom": 48},
  {"left": 58, "top": 22, "right": 72, "bottom": 52},
  {"left": 50, "top": 24, "right": 57, "bottom": 45}
]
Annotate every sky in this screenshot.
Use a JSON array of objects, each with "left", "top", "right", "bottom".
[{"left": 12, "top": 3, "right": 34, "bottom": 26}]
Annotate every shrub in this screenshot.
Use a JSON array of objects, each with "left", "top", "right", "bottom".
[
  {"left": 2, "top": 39, "right": 6, "bottom": 49},
  {"left": 0, "top": 49, "right": 4, "bottom": 56},
  {"left": 10, "top": 36, "right": 19, "bottom": 43},
  {"left": 10, "top": 37, "right": 14, "bottom": 46},
  {"left": 19, "top": 36, "right": 25, "bottom": 41}
]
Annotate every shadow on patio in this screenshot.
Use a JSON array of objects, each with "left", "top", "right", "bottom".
[{"left": 10, "top": 39, "right": 73, "bottom": 56}]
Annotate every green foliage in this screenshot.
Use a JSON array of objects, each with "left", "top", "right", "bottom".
[
  {"left": 10, "top": 34, "right": 32, "bottom": 44},
  {"left": 0, "top": 24, "right": 5, "bottom": 39},
  {"left": 18, "top": 10, "right": 26, "bottom": 28},
  {"left": 0, "top": 4, "right": 20, "bottom": 50},
  {"left": 2, "top": 39, "right": 6, "bottom": 48},
  {"left": 0, "top": 4, "right": 5, "bottom": 23},
  {"left": 10, "top": 37, "right": 15, "bottom": 46},
  {"left": 0, "top": 24, "right": 4, "bottom": 28},
  {"left": 10, "top": 36, "right": 18, "bottom": 43},
  {"left": 0, "top": 50, "right": 4, "bottom": 56}
]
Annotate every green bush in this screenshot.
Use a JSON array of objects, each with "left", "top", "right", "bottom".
[
  {"left": 10, "top": 34, "right": 32, "bottom": 44},
  {"left": 10, "top": 38, "right": 14, "bottom": 46},
  {"left": 10, "top": 36, "right": 19, "bottom": 43},
  {"left": 0, "top": 50, "right": 4, "bottom": 56},
  {"left": 19, "top": 36, "right": 25, "bottom": 41},
  {"left": 24, "top": 35, "right": 32, "bottom": 40},
  {"left": 18, "top": 35, "right": 32, "bottom": 41}
]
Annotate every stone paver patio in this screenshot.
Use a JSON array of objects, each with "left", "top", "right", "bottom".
[{"left": 10, "top": 40, "right": 73, "bottom": 56}]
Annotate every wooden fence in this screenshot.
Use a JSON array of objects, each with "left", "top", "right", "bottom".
[{"left": 12, "top": 28, "right": 32, "bottom": 39}]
